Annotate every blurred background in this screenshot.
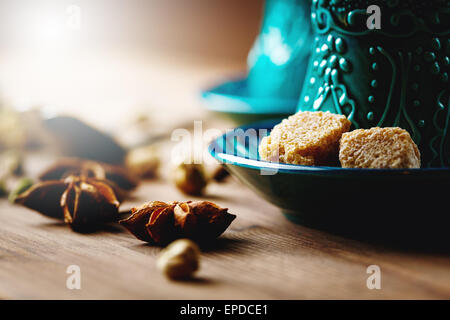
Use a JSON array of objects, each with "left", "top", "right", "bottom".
[{"left": 0, "top": 0, "right": 263, "bottom": 130}]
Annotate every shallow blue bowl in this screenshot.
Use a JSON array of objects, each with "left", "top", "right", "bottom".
[{"left": 209, "top": 119, "right": 450, "bottom": 246}]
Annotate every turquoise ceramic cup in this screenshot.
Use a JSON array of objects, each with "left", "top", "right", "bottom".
[
  {"left": 297, "top": 0, "right": 450, "bottom": 167},
  {"left": 202, "top": 0, "right": 314, "bottom": 120},
  {"left": 248, "top": 0, "right": 313, "bottom": 102}
]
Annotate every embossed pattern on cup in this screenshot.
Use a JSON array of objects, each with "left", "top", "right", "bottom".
[{"left": 297, "top": 0, "right": 450, "bottom": 167}]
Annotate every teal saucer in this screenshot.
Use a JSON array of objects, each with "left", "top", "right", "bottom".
[
  {"left": 201, "top": 77, "right": 298, "bottom": 124},
  {"left": 209, "top": 119, "right": 450, "bottom": 247}
]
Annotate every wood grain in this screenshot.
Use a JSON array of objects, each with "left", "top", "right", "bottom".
[
  {"left": 0, "top": 154, "right": 449, "bottom": 299},
  {"left": 3, "top": 4, "right": 448, "bottom": 300}
]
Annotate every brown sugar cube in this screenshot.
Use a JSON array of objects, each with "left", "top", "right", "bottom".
[
  {"left": 339, "top": 127, "right": 421, "bottom": 168},
  {"left": 259, "top": 111, "right": 351, "bottom": 166}
]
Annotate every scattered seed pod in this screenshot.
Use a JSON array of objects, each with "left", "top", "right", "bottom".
[
  {"left": 125, "top": 146, "right": 160, "bottom": 179},
  {"left": 172, "top": 162, "right": 208, "bottom": 196},
  {"left": 157, "top": 239, "right": 200, "bottom": 280},
  {"left": 14, "top": 176, "right": 120, "bottom": 231},
  {"left": 101, "top": 162, "right": 139, "bottom": 191},
  {"left": 39, "top": 158, "right": 139, "bottom": 191},
  {"left": 119, "top": 201, "right": 178, "bottom": 244},
  {"left": 14, "top": 180, "right": 67, "bottom": 218},
  {"left": 39, "top": 158, "right": 105, "bottom": 181},
  {"left": 174, "top": 201, "right": 236, "bottom": 241},
  {"left": 8, "top": 177, "right": 34, "bottom": 203},
  {"left": 145, "top": 205, "right": 178, "bottom": 244},
  {"left": 119, "top": 200, "right": 235, "bottom": 244},
  {"left": 60, "top": 176, "right": 120, "bottom": 231}
]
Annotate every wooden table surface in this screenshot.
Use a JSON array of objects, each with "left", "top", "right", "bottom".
[
  {"left": 1, "top": 152, "right": 450, "bottom": 300},
  {"left": 1, "top": 50, "right": 449, "bottom": 300},
  {"left": 2, "top": 1, "right": 448, "bottom": 300}
]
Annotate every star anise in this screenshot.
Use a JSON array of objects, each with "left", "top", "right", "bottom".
[
  {"left": 119, "top": 200, "right": 235, "bottom": 244},
  {"left": 15, "top": 175, "right": 120, "bottom": 231},
  {"left": 61, "top": 176, "right": 120, "bottom": 231},
  {"left": 119, "top": 201, "right": 178, "bottom": 244},
  {"left": 173, "top": 201, "right": 236, "bottom": 241},
  {"left": 14, "top": 180, "right": 66, "bottom": 219},
  {"left": 39, "top": 158, "right": 139, "bottom": 191}
]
